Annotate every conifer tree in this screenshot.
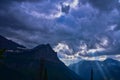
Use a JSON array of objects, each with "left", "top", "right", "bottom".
[
  {"left": 90, "top": 68, "right": 93, "bottom": 80},
  {"left": 0, "top": 49, "right": 6, "bottom": 59}
]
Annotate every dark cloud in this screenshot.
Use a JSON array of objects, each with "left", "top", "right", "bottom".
[
  {"left": 0, "top": 0, "right": 43, "bottom": 10},
  {"left": 0, "top": 0, "right": 120, "bottom": 59},
  {"left": 88, "top": 0, "right": 119, "bottom": 11},
  {"left": 61, "top": 2, "right": 70, "bottom": 14},
  {"left": 0, "top": 0, "right": 41, "bottom": 3}
]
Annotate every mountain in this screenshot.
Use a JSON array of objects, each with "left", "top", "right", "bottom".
[
  {"left": 0, "top": 35, "right": 81, "bottom": 80},
  {"left": 0, "top": 63, "right": 27, "bottom": 80},
  {"left": 0, "top": 35, "right": 25, "bottom": 50},
  {"left": 32, "top": 44, "right": 59, "bottom": 61},
  {"left": 69, "top": 58, "right": 120, "bottom": 80}
]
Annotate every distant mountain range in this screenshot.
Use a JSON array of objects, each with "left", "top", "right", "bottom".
[
  {"left": 0, "top": 35, "right": 81, "bottom": 80},
  {"left": 69, "top": 58, "right": 120, "bottom": 80}
]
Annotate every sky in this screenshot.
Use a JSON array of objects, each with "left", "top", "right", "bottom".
[{"left": 0, "top": 0, "right": 120, "bottom": 63}]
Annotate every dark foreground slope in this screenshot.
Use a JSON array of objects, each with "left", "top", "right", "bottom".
[
  {"left": 0, "top": 35, "right": 25, "bottom": 50},
  {"left": 0, "top": 35, "right": 81, "bottom": 80},
  {"left": 69, "top": 59, "right": 120, "bottom": 80}
]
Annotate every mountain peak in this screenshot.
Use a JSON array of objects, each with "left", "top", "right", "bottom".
[
  {"left": 104, "top": 58, "right": 118, "bottom": 63},
  {"left": 33, "top": 44, "right": 59, "bottom": 61},
  {"left": 33, "top": 44, "right": 54, "bottom": 53},
  {"left": 34, "top": 44, "right": 51, "bottom": 49}
]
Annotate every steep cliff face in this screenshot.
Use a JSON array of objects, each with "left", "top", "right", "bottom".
[{"left": 30, "top": 44, "right": 81, "bottom": 80}]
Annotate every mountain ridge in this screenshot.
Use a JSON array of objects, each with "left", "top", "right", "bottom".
[
  {"left": 0, "top": 35, "right": 26, "bottom": 50},
  {"left": 0, "top": 35, "right": 82, "bottom": 80},
  {"left": 69, "top": 58, "right": 120, "bottom": 80}
]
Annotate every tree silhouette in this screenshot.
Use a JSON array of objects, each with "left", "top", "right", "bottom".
[
  {"left": 0, "top": 49, "right": 6, "bottom": 59},
  {"left": 90, "top": 68, "right": 94, "bottom": 80}
]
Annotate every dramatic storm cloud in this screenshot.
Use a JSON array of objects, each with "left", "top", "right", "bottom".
[
  {"left": 0, "top": 0, "right": 120, "bottom": 61},
  {"left": 89, "top": 0, "right": 119, "bottom": 11}
]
